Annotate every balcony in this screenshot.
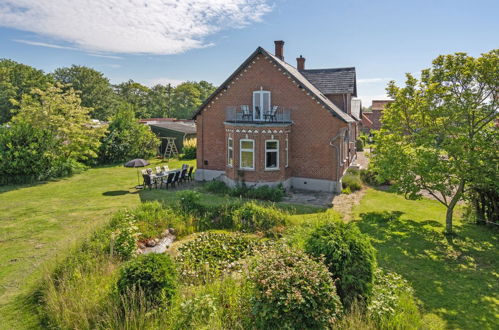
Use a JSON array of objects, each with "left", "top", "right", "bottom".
[{"left": 225, "top": 106, "right": 292, "bottom": 125}]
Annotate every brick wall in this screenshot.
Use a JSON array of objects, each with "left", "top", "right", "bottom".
[{"left": 196, "top": 52, "right": 351, "bottom": 184}]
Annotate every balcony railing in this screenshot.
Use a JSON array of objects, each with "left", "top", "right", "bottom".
[{"left": 225, "top": 106, "right": 292, "bottom": 124}]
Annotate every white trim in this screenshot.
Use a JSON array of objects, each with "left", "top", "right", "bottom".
[
  {"left": 239, "top": 139, "right": 255, "bottom": 170},
  {"left": 252, "top": 90, "right": 271, "bottom": 121},
  {"left": 265, "top": 139, "right": 279, "bottom": 170},
  {"left": 227, "top": 137, "right": 233, "bottom": 167},
  {"left": 285, "top": 137, "right": 289, "bottom": 168}
]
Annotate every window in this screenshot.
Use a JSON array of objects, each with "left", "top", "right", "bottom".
[
  {"left": 253, "top": 90, "right": 271, "bottom": 121},
  {"left": 285, "top": 137, "right": 289, "bottom": 168},
  {"left": 227, "top": 137, "right": 233, "bottom": 166},
  {"left": 240, "top": 139, "right": 254, "bottom": 170},
  {"left": 265, "top": 140, "right": 279, "bottom": 170}
]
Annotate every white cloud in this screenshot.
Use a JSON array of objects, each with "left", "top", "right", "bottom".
[
  {"left": 146, "top": 77, "right": 185, "bottom": 87},
  {"left": 87, "top": 53, "right": 123, "bottom": 60},
  {"left": 13, "top": 39, "right": 76, "bottom": 50},
  {"left": 357, "top": 78, "right": 393, "bottom": 84},
  {"left": 1, "top": 0, "right": 272, "bottom": 55}
]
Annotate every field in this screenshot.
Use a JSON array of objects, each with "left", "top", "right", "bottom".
[{"left": 0, "top": 164, "right": 497, "bottom": 329}]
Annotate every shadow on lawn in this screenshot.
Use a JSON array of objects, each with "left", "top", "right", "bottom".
[
  {"left": 357, "top": 211, "right": 499, "bottom": 329},
  {"left": 102, "top": 190, "right": 129, "bottom": 196}
]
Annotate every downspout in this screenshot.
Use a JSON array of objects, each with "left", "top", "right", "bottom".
[{"left": 330, "top": 127, "right": 347, "bottom": 193}]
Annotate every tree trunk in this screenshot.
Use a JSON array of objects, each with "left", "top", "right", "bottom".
[{"left": 445, "top": 180, "right": 465, "bottom": 234}]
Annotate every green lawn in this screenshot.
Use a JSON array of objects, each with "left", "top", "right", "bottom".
[
  {"left": 352, "top": 189, "right": 499, "bottom": 330},
  {"left": 0, "top": 159, "right": 195, "bottom": 329}
]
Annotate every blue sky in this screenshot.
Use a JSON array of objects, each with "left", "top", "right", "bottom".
[{"left": 1, "top": 0, "right": 498, "bottom": 105}]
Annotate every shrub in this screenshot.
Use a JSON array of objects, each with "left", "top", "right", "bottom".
[
  {"left": 249, "top": 245, "right": 343, "bottom": 328},
  {"left": 230, "top": 184, "right": 286, "bottom": 202},
  {"left": 176, "top": 232, "right": 265, "bottom": 284},
  {"left": 305, "top": 220, "right": 377, "bottom": 309},
  {"left": 360, "top": 168, "right": 387, "bottom": 186},
  {"left": 112, "top": 218, "right": 139, "bottom": 259},
  {"left": 342, "top": 186, "right": 352, "bottom": 195},
  {"left": 117, "top": 253, "right": 177, "bottom": 307},
  {"left": 204, "top": 180, "right": 230, "bottom": 194},
  {"left": 342, "top": 173, "right": 362, "bottom": 192},
  {"left": 232, "top": 201, "right": 287, "bottom": 234},
  {"left": 356, "top": 139, "right": 364, "bottom": 151},
  {"left": 177, "top": 190, "right": 203, "bottom": 214},
  {"left": 182, "top": 138, "right": 197, "bottom": 159}
]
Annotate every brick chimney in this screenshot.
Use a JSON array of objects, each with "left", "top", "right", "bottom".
[
  {"left": 297, "top": 55, "right": 305, "bottom": 70},
  {"left": 274, "top": 40, "right": 284, "bottom": 60}
]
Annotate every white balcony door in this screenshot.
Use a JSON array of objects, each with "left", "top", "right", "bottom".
[{"left": 253, "top": 91, "right": 271, "bottom": 121}]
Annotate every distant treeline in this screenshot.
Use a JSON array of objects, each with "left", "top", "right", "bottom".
[{"left": 0, "top": 59, "right": 216, "bottom": 123}]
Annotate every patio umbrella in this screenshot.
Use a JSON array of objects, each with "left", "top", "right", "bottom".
[{"left": 124, "top": 159, "right": 150, "bottom": 187}]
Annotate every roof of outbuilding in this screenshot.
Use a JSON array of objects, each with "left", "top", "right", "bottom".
[
  {"left": 149, "top": 120, "right": 196, "bottom": 134},
  {"left": 300, "top": 67, "right": 357, "bottom": 96},
  {"left": 191, "top": 47, "right": 356, "bottom": 123}
]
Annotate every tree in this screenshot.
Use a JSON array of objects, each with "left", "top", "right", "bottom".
[
  {"left": 11, "top": 84, "right": 106, "bottom": 164},
  {"left": 0, "top": 59, "right": 53, "bottom": 123},
  {"left": 146, "top": 84, "right": 173, "bottom": 118},
  {"left": 372, "top": 50, "right": 498, "bottom": 234},
  {"left": 98, "top": 106, "right": 159, "bottom": 163},
  {"left": 114, "top": 80, "right": 151, "bottom": 119},
  {"left": 52, "top": 65, "right": 119, "bottom": 120},
  {"left": 170, "top": 82, "right": 202, "bottom": 119}
]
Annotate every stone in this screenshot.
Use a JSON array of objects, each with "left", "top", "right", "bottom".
[{"left": 145, "top": 239, "right": 157, "bottom": 247}]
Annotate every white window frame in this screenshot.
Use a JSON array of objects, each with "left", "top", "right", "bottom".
[
  {"left": 285, "top": 137, "right": 289, "bottom": 168},
  {"left": 227, "top": 137, "right": 233, "bottom": 167},
  {"left": 265, "top": 139, "right": 279, "bottom": 170},
  {"left": 253, "top": 90, "right": 271, "bottom": 121},
  {"left": 239, "top": 139, "right": 255, "bottom": 170}
]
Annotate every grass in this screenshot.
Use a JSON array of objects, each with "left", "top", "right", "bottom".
[
  {"left": 352, "top": 188, "right": 499, "bottom": 329},
  {"left": 0, "top": 158, "right": 195, "bottom": 329}
]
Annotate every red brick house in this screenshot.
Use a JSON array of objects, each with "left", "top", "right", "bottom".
[
  {"left": 362, "top": 100, "right": 393, "bottom": 133},
  {"left": 192, "top": 41, "right": 361, "bottom": 192}
]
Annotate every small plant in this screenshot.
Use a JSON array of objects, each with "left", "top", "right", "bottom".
[
  {"left": 176, "top": 232, "right": 265, "bottom": 284},
  {"left": 204, "top": 180, "right": 230, "bottom": 194},
  {"left": 356, "top": 139, "right": 364, "bottom": 151},
  {"left": 249, "top": 245, "right": 343, "bottom": 329},
  {"left": 117, "top": 253, "right": 177, "bottom": 307},
  {"left": 177, "top": 190, "right": 203, "bottom": 215},
  {"left": 342, "top": 186, "right": 352, "bottom": 195},
  {"left": 342, "top": 173, "right": 362, "bottom": 192},
  {"left": 305, "top": 220, "right": 377, "bottom": 310},
  {"left": 360, "top": 168, "right": 387, "bottom": 186},
  {"left": 232, "top": 201, "right": 287, "bottom": 234},
  {"left": 182, "top": 138, "right": 197, "bottom": 159}
]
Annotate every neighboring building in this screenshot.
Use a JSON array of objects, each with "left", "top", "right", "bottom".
[
  {"left": 141, "top": 119, "right": 196, "bottom": 154},
  {"left": 362, "top": 100, "right": 393, "bottom": 133},
  {"left": 192, "top": 41, "right": 361, "bottom": 193}
]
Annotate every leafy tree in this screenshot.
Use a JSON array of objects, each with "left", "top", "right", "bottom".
[
  {"left": 114, "top": 80, "right": 151, "bottom": 119},
  {"left": 372, "top": 50, "right": 498, "bottom": 234},
  {"left": 98, "top": 106, "right": 159, "bottom": 163},
  {"left": 0, "top": 59, "right": 53, "bottom": 123},
  {"left": 171, "top": 81, "right": 215, "bottom": 119},
  {"left": 147, "top": 84, "right": 173, "bottom": 118},
  {"left": 52, "top": 65, "right": 119, "bottom": 120},
  {"left": 11, "top": 84, "right": 106, "bottom": 164}
]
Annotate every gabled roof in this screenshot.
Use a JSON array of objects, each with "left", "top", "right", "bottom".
[
  {"left": 192, "top": 47, "right": 354, "bottom": 123},
  {"left": 300, "top": 67, "right": 357, "bottom": 96}
]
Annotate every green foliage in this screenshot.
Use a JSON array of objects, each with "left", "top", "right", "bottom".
[
  {"left": 182, "top": 138, "right": 197, "bottom": 159},
  {"left": 204, "top": 181, "right": 286, "bottom": 202},
  {"left": 356, "top": 139, "right": 364, "bottom": 151},
  {"left": 117, "top": 253, "right": 177, "bottom": 307},
  {"left": 342, "top": 173, "right": 362, "bottom": 192},
  {"left": 176, "top": 232, "right": 264, "bottom": 284},
  {"left": 360, "top": 168, "right": 387, "bottom": 186},
  {"left": 249, "top": 245, "right": 343, "bottom": 329},
  {"left": 232, "top": 201, "right": 287, "bottom": 234},
  {"left": 0, "top": 59, "right": 53, "bottom": 123},
  {"left": 98, "top": 107, "right": 159, "bottom": 163},
  {"left": 177, "top": 190, "right": 202, "bottom": 214},
  {"left": 171, "top": 81, "right": 216, "bottom": 119},
  {"left": 112, "top": 214, "right": 139, "bottom": 259},
  {"left": 372, "top": 49, "right": 498, "bottom": 233},
  {"left": 52, "top": 65, "right": 120, "bottom": 120},
  {"left": 342, "top": 186, "right": 352, "bottom": 195},
  {"left": 305, "top": 220, "right": 377, "bottom": 309},
  {"left": 114, "top": 80, "right": 151, "bottom": 119}
]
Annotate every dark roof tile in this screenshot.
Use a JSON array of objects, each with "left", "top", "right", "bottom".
[{"left": 300, "top": 67, "right": 356, "bottom": 96}]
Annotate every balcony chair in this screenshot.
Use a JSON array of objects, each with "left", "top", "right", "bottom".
[
  {"left": 264, "top": 105, "right": 278, "bottom": 122},
  {"left": 241, "top": 105, "right": 252, "bottom": 121}
]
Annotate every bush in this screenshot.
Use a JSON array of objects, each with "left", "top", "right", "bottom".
[
  {"left": 305, "top": 220, "right": 377, "bottom": 309},
  {"left": 176, "top": 232, "right": 265, "bottom": 284},
  {"left": 117, "top": 253, "right": 177, "bottom": 307},
  {"left": 342, "top": 186, "right": 352, "bottom": 195},
  {"left": 342, "top": 173, "right": 362, "bottom": 192},
  {"left": 177, "top": 190, "right": 202, "bottom": 214},
  {"left": 204, "top": 181, "right": 286, "bottom": 202},
  {"left": 356, "top": 139, "right": 364, "bottom": 151},
  {"left": 232, "top": 201, "right": 287, "bottom": 234},
  {"left": 112, "top": 216, "right": 139, "bottom": 259},
  {"left": 249, "top": 245, "right": 343, "bottom": 328},
  {"left": 204, "top": 180, "right": 230, "bottom": 194},
  {"left": 182, "top": 138, "right": 197, "bottom": 160},
  {"left": 360, "top": 168, "right": 386, "bottom": 186}
]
